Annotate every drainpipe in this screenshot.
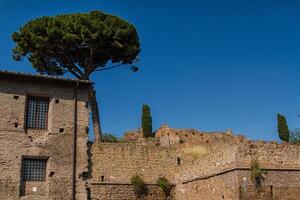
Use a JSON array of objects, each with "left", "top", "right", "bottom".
[{"left": 72, "top": 82, "right": 79, "bottom": 200}]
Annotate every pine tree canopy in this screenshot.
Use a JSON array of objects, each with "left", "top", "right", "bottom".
[{"left": 12, "top": 10, "right": 140, "bottom": 79}]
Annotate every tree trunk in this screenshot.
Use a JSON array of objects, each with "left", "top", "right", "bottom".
[{"left": 88, "top": 87, "right": 102, "bottom": 142}]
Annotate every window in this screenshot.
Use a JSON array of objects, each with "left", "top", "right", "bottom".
[
  {"left": 22, "top": 158, "right": 47, "bottom": 181},
  {"left": 26, "top": 96, "right": 49, "bottom": 129}
]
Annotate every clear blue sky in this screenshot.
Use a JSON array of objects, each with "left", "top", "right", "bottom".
[{"left": 1, "top": 0, "right": 300, "bottom": 141}]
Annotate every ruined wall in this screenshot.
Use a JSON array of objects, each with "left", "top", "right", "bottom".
[
  {"left": 90, "top": 141, "right": 179, "bottom": 200},
  {"left": 155, "top": 124, "right": 235, "bottom": 146},
  {"left": 0, "top": 79, "right": 90, "bottom": 200},
  {"left": 91, "top": 142, "right": 178, "bottom": 184},
  {"left": 174, "top": 171, "right": 239, "bottom": 200},
  {"left": 91, "top": 184, "right": 173, "bottom": 200},
  {"left": 236, "top": 140, "right": 300, "bottom": 168},
  {"left": 90, "top": 126, "right": 300, "bottom": 200},
  {"left": 237, "top": 170, "right": 300, "bottom": 200},
  {"left": 2, "top": 75, "right": 300, "bottom": 200},
  {"left": 173, "top": 139, "right": 300, "bottom": 200}
]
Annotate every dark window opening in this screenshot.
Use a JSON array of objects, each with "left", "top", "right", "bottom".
[
  {"left": 271, "top": 185, "right": 273, "bottom": 197},
  {"left": 59, "top": 128, "right": 64, "bottom": 133},
  {"left": 22, "top": 158, "right": 47, "bottom": 181},
  {"left": 13, "top": 95, "right": 19, "bottom": 100},
  {"left": 26, "top": 96, "right": 49, "bottom": 129},
  {"left": 14, "top": 123, "right": 18, "bottom": 128},
  {"left": 177, "top": 157, "right": 181, "bottom": 165},
  {"left": 55, "top": 99, "right": 60, "bottom": 104},
  {"left": 101, "top": 176, "right": 104, "bottom": 182}
]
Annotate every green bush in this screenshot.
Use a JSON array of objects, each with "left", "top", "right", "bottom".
[
  {"left": 156, "top": 177, "right": 171, "bottom": 195},
  {"left": 101, "top": 133, "right": 118, "bottom": 143},
  {"left": 250, "top": 159, "right": 266, "bottom": 189},
  {"left": 131, "top": 175, "right": 147, "bottom": 196}
]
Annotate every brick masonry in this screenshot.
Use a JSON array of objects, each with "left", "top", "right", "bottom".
[
  {"left": 1, "top": 71, "right": 300, "bottom": 200},
  {"left": 91, "top": 125, "right": 300, "bottom": 200},
  {"left": 0, "top": 73, "right": 91, "bottom": 200}
]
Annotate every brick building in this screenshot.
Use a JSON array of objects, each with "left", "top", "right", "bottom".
[{"left": 0, "top": 71, "right": 91, "bottom": 199}]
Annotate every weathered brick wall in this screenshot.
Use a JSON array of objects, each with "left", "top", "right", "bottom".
[
  {"left": 91, "top": 142, "right": 178, "bottom": 184},
  {"left": 174, "top": 171, "right": 238, "bottom": 200},
  {"left": 155, "top": 124, "right": 235, "bottom": 146},
  {"left": 0, "top": 79, "right": 90, "bottom": 200},
  {"left": 174, "top": 142, "right": 237, "bottom": 183},
  {"left": 91, "top": 184, "right": 173, "bottom": 200},
  {"left": 237, "top": 170, "right": 300, "bottom": 200},
  {"left": 236, "top": 141, "right": 300, "bottom": 168},
  {"left": 90, "top": 131, "right": 300, "bottom": 200}
]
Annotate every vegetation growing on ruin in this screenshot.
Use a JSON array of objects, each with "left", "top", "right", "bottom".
[
  {"left": 183, "top": 146, "right": 208, "bottom": 160},
  {"left": 250, "top": 159, "right": 266, "bottom": 189},
  {"left": 101, "top": 133, "right": 119, "bottom": 143},
  {"left": 131, "top": 175, "right": 147, "bottom": 196},
  {"left": 289, "top": 129, "right": 300, "bottom": 145},
  {"left": 156, "top": 177, "right": 172, "bottom": 195}
]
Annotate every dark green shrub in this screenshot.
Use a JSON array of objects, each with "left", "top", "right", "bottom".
[
  {"left": 101, "top": 133, "right": 118, "bottom": 143},
  {"left": 131, "top": 175, "right": 147, "bottom": 196},
  {"left": 277, "top": 113, "right": 290, "bottom": 142},
  {"left": 142, "top": 105, "right": 153, "bottom": 137},
  {"left": 156, "top": 177, "right": 171, "bottom": 195},
  {"left": 250, "top": 159, "right": 266, "bottom": 189}
]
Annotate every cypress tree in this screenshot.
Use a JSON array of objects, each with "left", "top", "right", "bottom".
[
  {"left": 277, "top": 113, "right": 290, "bottom": 142},
  {"left": 142, "top": 105, "right": 152, "bottom": 137}
]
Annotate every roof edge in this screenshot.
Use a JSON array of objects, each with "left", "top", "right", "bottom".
[{"left": 0, "top": 70, "right": 93, "bottom": 86}]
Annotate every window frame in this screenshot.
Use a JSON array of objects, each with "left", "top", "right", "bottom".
[
  {"left": 21, "top": 156, "right": 48, "bottom": 182},
  {"left": 25, "top": 95, "right": 50, "bottom": 130}
]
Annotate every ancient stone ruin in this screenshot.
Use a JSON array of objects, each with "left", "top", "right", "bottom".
[{"left": 1, "top": 70, "right": 300, "bottom": 200}]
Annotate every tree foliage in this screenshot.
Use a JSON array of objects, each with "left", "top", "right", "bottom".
[
  {"left": 12, "top": 10, "right": 140, "bottom": 79},
  {"left": 142, "top": 105, "right": 152, "bottom": 137},
  {"left": 12, "top": 11, "right": 141, "bottom": 142},
  {"left": 277, "top": 113, "right": 290, "bottom": 142}
]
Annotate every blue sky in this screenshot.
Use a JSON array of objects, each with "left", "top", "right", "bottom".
[{"left": 1, "top": 0, "right": 300, "bottom": 141}]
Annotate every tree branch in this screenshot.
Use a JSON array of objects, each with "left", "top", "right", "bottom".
[{"left": 94, "top": 63, "right": 123, "bottom": 72}]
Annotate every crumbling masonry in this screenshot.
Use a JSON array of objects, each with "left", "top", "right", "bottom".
[{"left": 1, "top": 71, "right": 300, "bottom": 200}]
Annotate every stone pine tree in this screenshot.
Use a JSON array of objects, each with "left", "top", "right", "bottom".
[
  {"left": 11, "top": 11, "right": 140, "bottom": 142},
  {"left": 142, "top": 105, "right": 152, "bottom": 137},
  {"left": 277, "top": 113, "right": 290, "bottom": 142}
]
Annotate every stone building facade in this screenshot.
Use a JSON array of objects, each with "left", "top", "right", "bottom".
[
  {"left": 0, "top": 71, "right": 91, "bottom": 200},
  {"left": 1, "top": 71, "right": 300, "bottom": 200}
]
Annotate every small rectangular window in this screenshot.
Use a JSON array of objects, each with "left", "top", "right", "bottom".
[
  {"left": 26, "top": 96, "right": 49, "bottom": 129},
  {"left": 22, "top": 158, "right": 47, "bottom": 181}
]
